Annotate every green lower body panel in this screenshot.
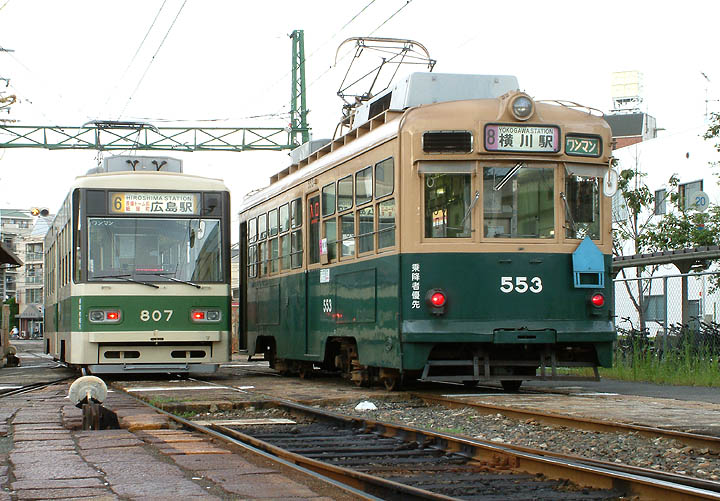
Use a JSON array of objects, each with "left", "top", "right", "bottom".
[{"left": 245, "top": 251, "right": 616, "bottom": 381}]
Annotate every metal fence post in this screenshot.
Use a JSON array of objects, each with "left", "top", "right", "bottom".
[{"left": 663, "top": 275, "right": 668, "bottom": 355}]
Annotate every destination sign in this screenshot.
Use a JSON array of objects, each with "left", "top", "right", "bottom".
[
  {"left": 110, "top": 192, "right": 199, "bottom": 215},
  {"left": 484, "top": 124, "right": 560, "bottom": 153},
  {"left": 565, "top": 135, "right": 602, "bottom": 157}
]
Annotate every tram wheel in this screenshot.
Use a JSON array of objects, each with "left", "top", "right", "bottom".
[
  {"left": 298, "top": 363, "right": 313, "bottom": 379},
  {"left": 382, "top": 376, "right": 400, "bottom": 391},
  {"left": 500, "top": 380, "right": 522, "bottom": 392}
]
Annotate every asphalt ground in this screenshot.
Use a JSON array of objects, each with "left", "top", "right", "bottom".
[
  {"left": 2, "top": 340, "right": 719, "bottom": 499},
  {"left": 522, "top": 377, "right": 720, "bottom": 404}
]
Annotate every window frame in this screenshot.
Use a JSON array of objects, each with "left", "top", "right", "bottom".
[
  {"left": 355, "top": 165, "right": 373, "bottom": 206},
  {"left": 374, "top": 157, "right": 394, "bottom": 199},
  {"left": 337, "top": 175, "right": 353, "bottom": 213}
]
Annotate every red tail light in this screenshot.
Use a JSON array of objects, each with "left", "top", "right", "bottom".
[
  {"left": 192, "top": 311, "right": 205, "bottom": 320},
  {"left": 106, "top": 311, "right": 119, "bottom": 321},
  {"left": 591, "top": 293, "right": 605, "bottom": 307},
  {"left": 430, "top": 292, "right": 446, "bottom": 307},
  {"left": 425, "top": 288, "right": 447, "bottom": 316}
]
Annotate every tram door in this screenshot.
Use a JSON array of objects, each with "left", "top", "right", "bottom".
[{"left": 305, "top": 193, "right": 332, "bottom": 357}]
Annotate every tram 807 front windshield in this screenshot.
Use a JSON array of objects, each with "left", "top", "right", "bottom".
[{"left": 87, "top": 218, "right": 223, "bottom": 282}]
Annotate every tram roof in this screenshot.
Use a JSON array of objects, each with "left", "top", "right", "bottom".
[{"left": 71, "top": 170, "right": 229, "bottom": 192}]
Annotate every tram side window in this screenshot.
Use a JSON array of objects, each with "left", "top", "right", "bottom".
[
  {"left": 291, "top": 198, "right": 302, "bottom": 229},
  {"left": 268, "top": 209, "right": 279, "bottom": 237},
  {"left": 424, "top": 174, "right": 472, "bottom": 238},
  {"left": 248, "top": 245, "right": 257, "bottom": 278},
  {"left": 270, "top": 237, "right": 279, "bottom": 273},
  {"left": 279, "top": 204, "right": 290, "bottom": 233},
  {"left": 358, "top": 206, "right": 374, "bottom": 253},
  {"left": 308, "top": 195, "right": 320, "bottom": 264},
  {"left": 375, "top": 158, "right": 394, "bottom": 198},
  {"left": 248, "top": 218, "right": 257, "bottom": 244},
  {"left": 258, "top": 213, "right": 267, "bottom": 240},
  {"left": 483, "top": 166, "right": 554, "bottom": 239},
  {"left": 323, "top": 217, "right": 337, "bottom": 261},
  {"left": 322, "top": 183, "right": 336, "bottom": 217},
  {"left": 356, "top": 166, "right": 372, "bottom": 205},
  {"left": 378, "top": 199, "right": 396, "bottom": 249},
  {"left": 280, "top": 234, "right": 291, "bottom": 270},
  {"left": 291, "top": 230, "right": 303, "bottom": 268},
  {"left": 258, "top": 241, "right": 268, "bottom": 276},
  {"left": 338, "top": 175, "right": 353, "bottom": 212},
  {"left": 565, "top": 174, "right": 600, "bottom": 240},
  {"left": 279, "top": 203, "right": 291, "bottom": 270},
  {"left": 341, "top": 213, "right": 355, "bottom": 257}
]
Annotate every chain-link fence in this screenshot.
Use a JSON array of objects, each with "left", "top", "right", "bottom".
[{"left": 614, "top": 271, "right": 720, "bottom": 359}]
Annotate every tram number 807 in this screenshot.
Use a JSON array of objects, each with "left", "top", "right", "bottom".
[
  {"left": 140, "top": 309, "right": 174, "bottom": 322},
  {"left": 500, "top": 276, "right": 542, "bottom": 294}
]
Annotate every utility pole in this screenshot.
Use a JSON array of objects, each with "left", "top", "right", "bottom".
[
  {"left": 290, "top": 30, "right": 310, "bottom": 146},
  {"left": 701, "top": 72, "right": 719, "bottom": 123},
  {"left": 0, "top": 46, "right": 16, "bottom": 118}
]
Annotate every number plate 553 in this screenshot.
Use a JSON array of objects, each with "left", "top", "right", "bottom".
[{"left": 500, "top": 276, "right": 542, "bottom": 294}]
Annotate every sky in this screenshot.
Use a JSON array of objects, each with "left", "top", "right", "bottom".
[{"left": 1, "top": 0, "right": 719, "bottom": 241}]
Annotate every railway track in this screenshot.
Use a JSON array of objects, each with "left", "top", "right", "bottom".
[
  {"left": 118, "top": 383, "right": 720, "bottom": 501},
  {"left": 412, "top": 392, "right": 720, "bottom": 454},
  {"left": 0, "top": 377, "right": 73, "bottom": 397}
]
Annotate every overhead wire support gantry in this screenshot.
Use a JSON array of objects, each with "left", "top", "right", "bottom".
[
  {"left": 0, "top": 30, "right": 310, "bottom": 153},
  {"left": 0, "top": 121, "right": 308, "bottom": 152}
]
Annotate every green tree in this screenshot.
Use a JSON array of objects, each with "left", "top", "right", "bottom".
[
  {"left": 613, "top": 154, "right": 661, "bottom": 332},
  {"left": 613, "top": 153, "right": 720, "bottom": 330},
  {"left": 3, "top": 297, "right": 19, "bottom": 330}
]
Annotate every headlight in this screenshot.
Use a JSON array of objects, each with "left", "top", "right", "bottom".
[
  {"left": 191, "top": 309, "right": 222, "bottom": 322},
  {"left": 89, "top": 309, "right": 122, "bottom": 323},
  {"left": 511, "top": 94, "right": 534, "bottom": 121}
]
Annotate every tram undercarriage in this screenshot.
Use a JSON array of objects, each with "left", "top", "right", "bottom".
[{"left": 256, "top": 335, "right": 605, "bottom": 391}]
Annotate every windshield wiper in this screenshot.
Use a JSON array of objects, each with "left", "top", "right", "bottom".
[
  {"left": 139, "top": 271, "right": 202, "bottom": 289},
  {"left": 459, "top": 190, "right": 480, "bottom": 229},
  {"left": 90, "top": 273, "right": 160, "bottom": 289},
  {"left": 494, "top": 162, "right": 525, "bottom": 191},
  {"left": 560, "top": 191, "right": 577, "bottom": 236}
]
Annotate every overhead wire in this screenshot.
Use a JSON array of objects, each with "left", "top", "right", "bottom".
[
  {"left": 305, "top": 0, "right": 416, "bottom": 91},
  {"left": 0, "top": 50, "right": 85, "bottom": 124},
  {"left": 249, "top": 0, "right": 378, "bottom": 120},
  {"left": 100, "top": 0, "right": 169, "bottom": 116},
  {"left": 367, "top": 0, "right": 413, "bottom": 36},
  {"left": 117, "top": 0, "right": 188, "bottom": 120}
]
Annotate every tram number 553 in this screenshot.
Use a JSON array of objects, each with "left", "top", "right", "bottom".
[
  {"left": 500, "top": 276, "right": 542, "bottom": 294},
  {"left": 140, "top": 309, "right": 174, "bottom": 322}
]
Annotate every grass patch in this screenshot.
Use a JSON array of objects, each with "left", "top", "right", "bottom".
[
  {"left": 573, "top": 335, "right": 720, "bottom": 386},
  {"left": 174, "top": 410, "right": 197, "bottom": 419},
  {"left": 147, "top": 396, "right": 182, "bottom": 406}
]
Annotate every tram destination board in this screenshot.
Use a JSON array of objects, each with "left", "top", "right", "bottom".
[
  {"left": 484, "top": 123, "right": 560, "bottom": 153},
  {"left": 110, "top": 192, "right": 200, "bottom": 215}
]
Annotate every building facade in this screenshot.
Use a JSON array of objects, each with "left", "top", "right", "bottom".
[
  {"left": 0, "top": 209, "right": 51, "bottom": 337},
  {"left": 611, "top": 127, "right": 719, "bottom": 335}
]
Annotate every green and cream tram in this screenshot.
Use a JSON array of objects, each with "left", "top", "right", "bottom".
[
  {"left": 239, "top": 73, "right": 616, "bottom": 390},
  {"left": 44, "top": 156, "right": 231, "bottom": 374}
]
